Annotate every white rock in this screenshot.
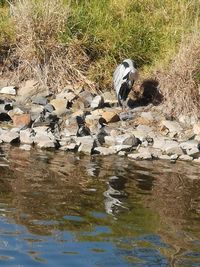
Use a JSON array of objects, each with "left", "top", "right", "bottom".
[
  {"left": 94, "top": 147, "right": 116, "bottom": 155},
  {"left": 136, "top": 125, "right": 153, "bottom": 133},
  {"left": 0, "top": 131, "right": 19, "bottom": 143},
  {"left": 20, "top": 144, "right": 32, "bottom": 151},
  {"left": 90, "top": 95, "right": 104, "bottom": 109},
  {"left": 165, "top": 143, "right": 183, "bottom": 156},
  {"left": 128, "top": 152, "right": 152, "bottom": 160},
  {"left": 104, "top": 136, "right": 116, "bottom": 146},
  {"left": 20, "top": 129, "right": 34, "bottom": 144},
  {"left": 179, "top": 155, "right": 193, "bottom": 161},
  {"left": 37, "top": 140, "right": 56, "bottom": 148},
  {"left": 110, "top": 145, "right": 133, "bottom": 153},
  {"left": 77, "top": 136, "right": 96, "bottom": 154},
  {"left": 161, "top": 120, "right": 183, "bottom": 133},
  {"left": 0, "top": 86, "right": 16, "bottom": 95},
  {"left": 60, "top": 143, "right": 77, "bottom": 151},
  {"left": 158, "top": 155, "right": 171, "bottom": 160}
]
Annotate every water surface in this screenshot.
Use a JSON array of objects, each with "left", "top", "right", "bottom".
[{"left": 0, "top": 145, "right": 200, "bottom": 266}]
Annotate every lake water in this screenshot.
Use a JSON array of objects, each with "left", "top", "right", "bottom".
[{"left": 0, "top": 145, "right": 200, "bottom": 266}]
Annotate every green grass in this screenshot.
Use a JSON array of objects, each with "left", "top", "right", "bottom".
[{"left": 0, "top": 0, "right": 200, "bottom": 91}]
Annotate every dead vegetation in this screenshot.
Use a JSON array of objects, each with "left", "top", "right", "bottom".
[
  {"left": 157, "top": 32, "right": 200, "bottom": 117},
  {"left": 6, "top": 0, "right": 93, "bottom": 92}
]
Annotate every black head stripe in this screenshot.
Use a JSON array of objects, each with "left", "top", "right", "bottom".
[{"left": 122, "top": 61, "right": 129, "bottom": 68}]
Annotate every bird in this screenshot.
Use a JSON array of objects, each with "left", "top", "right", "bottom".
[
  {"left": 76, "top": 115, "right": 91, "bottom": 137},
  {"left": 96, "top": 117, "right": 109, "bottom": 145},
  {"left": 113, "top": 59, "right": 139, "bottom": 109}
]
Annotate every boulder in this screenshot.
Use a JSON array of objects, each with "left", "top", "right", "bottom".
[
  {"left": 0, "top": 131, "right": 19, "bottom": 143},
  {"left": 94, "top": 147, "right": 116, "bottom": 155},
  {"left": 12, "top": 113, "right": 31, "bottom": 128},
  {"left": 161, "top": 120, "right": 183, "bottom": 133},
  {"left": 20, "top": 129, "right": 34, "bottom": 144},
  {"left": 77, "top": 136, "right": 96, "bottom": 155},
  {"left": 128, "top": 151, "right": 152, "bottom": 160},
  {"left": 0, "top": 86, "right": 17, "bottom": 95},
  {"left": 90, "top": 95, "right": 104, "bottom": 109}
]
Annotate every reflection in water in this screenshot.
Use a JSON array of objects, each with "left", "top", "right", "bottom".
[{"left": 0, "top": 144, "right": 200, "bottom": 266}]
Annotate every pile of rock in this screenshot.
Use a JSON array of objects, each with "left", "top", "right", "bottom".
[{"left": 1, "top": 83, "right": 200, "bottom": 163}]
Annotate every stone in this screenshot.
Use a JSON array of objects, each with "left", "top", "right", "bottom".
[
  {"left": 44, "top": 104, "right": 55, "bottom": 113},
  {"left": 32, "top": 96, "right": 48, "bottom": 105},
  {"left": 165, "top": 143, "right": 183, "bottom": 156},
  {"left": 20, "top": 144, "right": 32, "bottom": 151},
  {"left": 94, "top": 147, "right": 116, "bottom": 155},
  {"left": 37, "top": 140, "right": 56, "bottom": 149},
  {"left": 104, "top": 136, "right": 116, "bottom": 146},
  {"left": 119, "top": 111, "right": 135, "bottom": 121},
  {"left": 193, "top": 123, "right": 200, "bottom": 135},
  {"left": 0, "top": 86, "right": 17, "bottom": 95},
  {"left": 57, "top": 90, "right": 76, "bottom": 101},
  {"left": 102, "top": 91, "right": 117, "bottom": 104},
  {"left": 116, "top": 134, "right": 139, "bottom": 146},
  {"left": 161, "top": 120, "right": 183, "bottom": 133},
  {"left": 186, "top": 147, "right": 200, "bottom": 158},
  {"left": 20, "top": 129, "right": 34, "bottom": 144},
  {"left": 60, "top": 143, "right": 78, "bottom": 151},
  {"left": 180, "top": 140, "right": 199, "bottom": 150},
  {"left": 0, "top": 131, "right": 19, "bottom": 143},
  {"left": 77, "top": 136, "right": 96, "bottom": 155},
  {"left": 136, "top": 124, "right": 153, "bottom": 133},
  {"left": 170, "top": 154, "right": 179, "bottom": 161},
  {"left": 12, "top": 113, "right": 31, "bottom": 128},
  {"left": 140, "top": 111, "right": 154, "bottom": 121},
  {"left": 111, "top": 145, "right": 133, "bottom": 153},
  {"left": 33, "top": 126, "right": 56, "bottom": 144},
  {"left": 102, "top": 111, "right": 120, "bottom": 123},
  {"left": 50, "top": 99, "right": 67, "bottom": 116},
  {"left": 179, "top": 155, "right": 193, "bottom": 161},
  {"left": 158, "top": 155, "right": 171, "bottom": 160},
  {"left": 90, "top": 95, "right": 104, "bottom": 109},
  {"left": 128, "top": 152, "right": 152, "bottom": 160},
  {"left": 79, "top": 90, "right": 93, "bottom": 108},
  {"left": 138, "top": 147, "right": 162, "bottom": 159}
]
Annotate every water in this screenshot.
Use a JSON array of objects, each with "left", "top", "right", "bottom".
[{"left": 0, "top": 145, "right": 200, "bottom": 266}]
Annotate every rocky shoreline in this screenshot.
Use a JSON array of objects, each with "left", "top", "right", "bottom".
[{"left": 0, "top": 80, "right": 200, "bottom": 163}]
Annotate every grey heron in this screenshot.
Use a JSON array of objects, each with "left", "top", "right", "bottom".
[{"left": 113, "top": 59, "right": 139, "bottom": 109}]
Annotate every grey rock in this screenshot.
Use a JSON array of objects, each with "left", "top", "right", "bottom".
[
  {"left": 162, "top": 120, "right": 183, "bottom": 133},
  {"left": 119, "top": 111, "right": 134, "bottom": 121},
  {"left": 165, "top": 143, "right": 183, "bottom": 156},
  {"left": 77, "top": 136, "right": 96, "bottom": 154},
  {"left": 20, "top": 129, "right": 34, "bottom": 144},
  {"left": 32, "top": 96, "right": 48, "bottom": 106},
  {"left": 140, "top": 111, "right": 154, "bottom": 121},
  {"left": 158, "top": 155, "right": 171, "bottom": 160},
  {"left": 104, "top": 136, "right": 116, "bottom": 146},
  {"left": 37, "top": 140, "right": 56, "bottom": 149},
  {"left": 179, "top": 155, "right": 193, "bottom": 161},
  {"left": 94, "top": 147, "right": 116, "bottom": 155},
  {"left": 32, "top": 126, "right": 56, "bottom": 144},
  {"left": 44, "top": 104, "right": 55, "bottom": 113},
  {"left": 60, "top": 143, "right": 78, "bottom": 151},
  {"left": 0, "top": 131, "right": 19, "bottom": 143},
  {"left": 136, "top": 124, "right": 153, "bottom": 133},
  {"left": 0, "top": 86, "right": 17, "bottom": 95},
  {"left": 186, "top": 147, "right": 200, "bottom": 158},
  {"left": 79, "top": 90, "right": 93, "bottom": 108},
  {"left": 128, "top": 151, "right": 152, "bottom": 160},
  {"left": 116, "top": 134, "right": 139, "bottom": 146},
  {"left": 138, "top": 147, "right": 162, "bottom": 159},
  {"left": 111, "top": 145, "right": 133, "bottom": 153},
  {"left": 170, "top": 154, "right": 179, "bottom": 161},
  {"left": 90, "top": 95, "right": 104, "bottom": 109}
]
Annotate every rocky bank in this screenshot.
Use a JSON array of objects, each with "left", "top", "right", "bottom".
[{"left": 1, "top": 79, "right": 200, "bottom": 164}]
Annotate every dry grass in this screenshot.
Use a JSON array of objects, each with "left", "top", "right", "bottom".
[
  {"left": 7, "top": 0, "right": 93, "bottom": 92},
  {"left": 157, "top": 31, "right": 200, "bottom": 118}
]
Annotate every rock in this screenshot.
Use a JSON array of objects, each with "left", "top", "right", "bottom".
[
  {"left": 104, "top": 136, "right": 116, "bottom": 146},
  {"left": 37, "top": 140, "right": 56, "bottom": 149},
  {"left": 170, "top": 154, "right": 179, "bottom": 161},
  {"left": 79, "top": 90, "right": 93, "bottom": 108},
  {"left": 128, "top": 151, "right": 152, "bottom": 160},
  {"left": 90, "top": 95, "right": 104, "bottom": 109},
  {"left": 0, "top": 86, "right": 17, "bottom": 95},
  {"left": 158, "top": 155, "right": 171, "bottom": 160},
  {"left": 94, "top": 147, "right": 116, "bottom": 155},
  {"left": 44, "top": 104, "right": 55, "bottom": 113},
  {"left": 138, "top": 147, "right": 162, "bottom": 159},
  {"left": 50, "top": 99, "right": 67, "bottom": 116},
  {"left": 8, "top": 107, "right": 24, "bottom": 116},
  {"left": 193, "top": 123, "right": 200, "bottom": 135},
  {"left": 179, "top": 155, "right": 193, "bottom": 161},
  {"left": 193, "top": 158, "right": 200, "bottom": 163},
  {"left": 180, "top": 140, "right": 200, "bottom": 157},
  {"left": 20, "top": 144, "right": 32, "bottom": 151},
  {"left": 116, "top": 134, "right": 139, "bottom": 146},
  {"left": 165, "top": 143, "right": 183, "bottom": 156},
  {"left": 102, "top": 91, "right": 117, "bottom": 105},
  {"left": 12, "top": 113, "right": 31, "bottom": 128},
  {"left": 186, "top": 147, "right": 200, "bottom": 158},
  {"left": 111, "top": 145, "right": 133, "bottom": 153},
  {"left": 0, "top": 131, "right": 19, "bottom": 143},
  {"left": 102, "top": 110, "right": 120, "bottom": 123},
  {"left": 136, "top": 124, "right": 153, "bottom": 133},
  {"left": 119, "top": 111, "right": 135, "bottom": 121},
  {"left": 178, "top": 115, "right": 198, "bottom": 125},
  {"left": 20, "top": 129, "right": 34, "bottom": 144},
  {"left": 60, "top": 143, "right": 78, "bottom": 151},
  {"left": 140, "top": 111, "right": 155, "bottom": 121},
  {"left": 77, "top": 136, "right": 96, "bottom": 155},
  {"left": 161, "top": 120, "right": 183, "bottom": 133},
  {"left": 57, "top": 90, "right": 76, "bottom": 101},
  {"left": 71, "top": 98, "right": 85, "bottom": 112},
  {"left": 0, "top": 113, "right": 12, "bottom": 122},
  {"left": 33, "top": 126, "right": 56, "bottom": 144},
  {"left": 32, "top": 96, "right": 48, "bottom": 106}
]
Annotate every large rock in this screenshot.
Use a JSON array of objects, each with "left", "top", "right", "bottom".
[
  {"left": 161, "top": 120, "right": 183, "bottom": 133},
  {"left": 116, "top": 134, "right": 139, "bottom": 146},
  {"left": 180, "top": 140, "right": 200, "bottom": 158},
  {"left": 102, "top": 110, "right": 120, "bottom": 123},
  {"left": 128, "top": 151, "right": 152, "bottom": 160},
  {"left": 90, "top": 95, "right": 104, "bottom": 109},
  {"left": 94, "top": 147, "right": 116, "bottom": 155},
  {"left": 0, "top": 131, "right": 19, "bottom": 143},
  {"left": 20, "top": 129, "right": 34, "bottom": 144},
  {"left": 77, "top": 136, "right": 96, "bottom": 155},
  {"left": 165, "top": 142, "right": 183, "bottom": 156},
  {"left": 0, "top": 86, "right": 17, "bottom": 95},
  {"left": 50, "top": 99, "right": 67, "bottom": 116},
  {"left": 12, "top": 113, "right": 31, "bottom": 128}
]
